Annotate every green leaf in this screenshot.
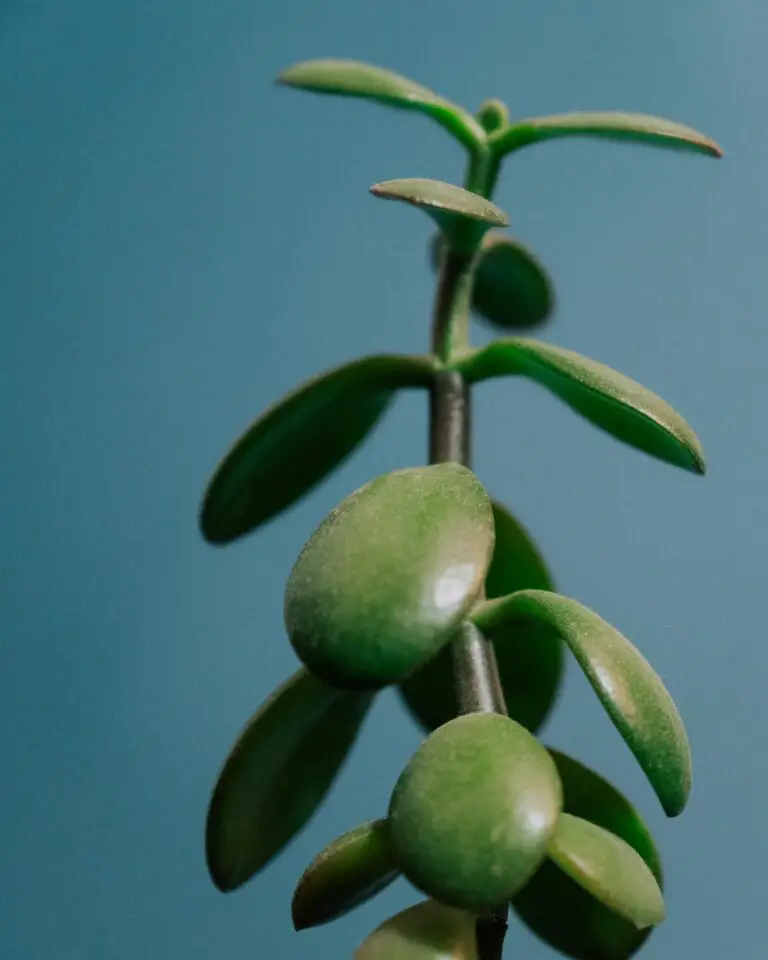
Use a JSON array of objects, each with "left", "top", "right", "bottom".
[
  {"left": 278, "top": 59, "right": 485, "bottom": 150},
  {"left": 456, "top": 338, "right": 704, "bottom": 474},
  {"left": 399, "top": 501, "right": 563, "bottom": 734},
  {"left": 489, "top": 111, "right": 723, "bottom": 158},
  {"left": 430, "top": 233, "right": 554, "bottom": 330},
  {"left": 292, "top": 819, "right": 400, "bottom": 930},
  {"left": 472, "top": 590, "right": 691, "bottom": 816},
  {"left": 285, "top": 464, "right": 495, "bottom": 690},
  {"left": 548, "top": 814, "right": 665, "bottom": 930},
  {"left": 514, "top": 750, "right": 663, "bottom": 959},
  {"left": 355, "top": 900, "right": 477, "bottom": 960},
  {"left": 371, "top": 178, "right": 509, "bottom": 255},
  {"left": 206, "top": 669, "right": 373, "bottom": 892},
  {"left": 388, "top": 713, "right": 562, "bottom": 910},
  {"left": 200, "top": 353, "right": 437, "bottom": 544}
]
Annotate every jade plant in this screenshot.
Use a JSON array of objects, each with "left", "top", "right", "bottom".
[{"left": 199, "top": 59, "right": 721, "bottom": 960}]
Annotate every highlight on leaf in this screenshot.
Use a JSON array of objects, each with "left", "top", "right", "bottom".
[
  {"left": 455, "top": 337, "right": 705, "bottom": 473},
  {"left": 277, "top": 58, "right": 485, "bottom": 150},
  {"left": 489, "top": 111, "right": 723, "bottom": 158},
  {"left": 371, "top": 178, "right": 508, "bottom": 255},
  {"left": 292, "top": 819, "right": 400, "bottom": 930},
  {"left": 472, "top": 590, "right": 692, "bottom": 817},
  {"left": 206, "top": 669, "right": 373, "bottom": 892},
  {"left": 355, "top": 900, "right": 478, "bottom": 960},
  {"left": 199, "top": 353, "right": 437, "bottom": 544}
]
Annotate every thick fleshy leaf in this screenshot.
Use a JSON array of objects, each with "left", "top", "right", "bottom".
[
  {"left": 399, "top": 501, "right": 563, "bottom": 733},
  {"left": 355, "top": 900, "right": 477, "bottom": 960},
  {"left": 456, "top": 338, "right": 705, "bottom": 473},
  {"left": 388, "top": 713, "right": 562, "bottom": 909},
  {"left": 206, "top": 669, "right": 373, "bottom": 892},
  {"left": 489, "top": 111, "right": 722, "bottom": 158},
  {"left": 472, "top": 590, "right": 691, "bottom": 816},
  {"left": 277, "top": 59, "right": 484, "bottom": 151},
  {"left": 371, "top": 179, "right": 508, "bottom": 254},
  {"left": 285, "top": 463, "right": 494, "bottom": 689},
  {"left": 292, "top": 819, "right": 400, "bottom": 930},
  {"left": 430, "top": 233, "right": 554, "bottom": 330},
  {"left": 548, "top": 814, "right": 665, "bottom": 930},
  {"left": 514, "top": 750, "right": 663, "bottom": 959},
  {"left": 200, "top": 353, "right": 437, "bottom": 544}
]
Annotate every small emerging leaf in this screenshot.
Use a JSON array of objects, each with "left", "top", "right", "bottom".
[
  {"left": 278, "top": 59, "right": 484, "bottom": 150},
  {"left": 292, "top": 819, "right": 400, "bottom": 930},
  {"left": 285, "top": 463, "right": 494, "bottom": 689},
  {"left": 388, "top": 713, "right": 562, "bottom": 909},
  {"left": 490, "top": 111, "right": 722, "bottom": 158},
  {"left": 206, "top": 670, "right": 373, "bottom": 892},
  {"left": 514, "top": 749, "right": 663, "bottom": 959},
  {"left": 399, "top": 501, "right": 563, "bottom": 733},
  {"left": 355, "top": 900, "right": 477, "bottom": 960},
  {"left": 200, "top": 353, "right": 437, "bottom": 544},
  {"left": 548, "top": 814, "right": 665, "bottom": 930},
  {"left": 472, "top": 590, "right": 691, "bottom": 816},
  {"left": 372, "top": 178, "right": 508, "bottom": 255},
  {"left": 456, "top": 338, "right": 705, "bottom": 473}
]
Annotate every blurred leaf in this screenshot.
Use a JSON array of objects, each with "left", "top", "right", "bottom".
[
  {"left": 548, "top": 814, "right": 665, "bottom": 929},
  {"left": 490, "top": 111, "right": 722, "bottom": 158},
  {"left": 388, "top": 713, "right": 561, "bottom": 909},
  {"left": 476, "top": 98, "right": 509, "bottom": 135},
  {"left": 278, "top": 59, "right": 484, "bottom": 150},
  {"left": 285, "top": 464, "right": 494, "bottom": 689},
  {"left": 371, "top": 178, "right": 508, "bottom": 254},
  {"left": 399, "top": 501, "right": 563, "bottom": 733},
  {"left": 292, "top": 819, "right": 399, "bottom": 930},
  {"left": 456, "top": 338, "right": 704, "bottom": 473},
  {"left": 514, "top": 749, "right": 664, "bottom": 960},
  {"left": 200, "top": 353, "right": 437, "bottom": 544},
  {"left": 206, "top": 669, "right": 373, "bottom": 892},
  {"left": 473, "top": 590, "right": 691, "bottom": 816},
  {"left": 431, "top": 233, "right": 554, "bottom": 330},
  {"left": 355, "top": 900, "right": 477, "bottom": 960}
]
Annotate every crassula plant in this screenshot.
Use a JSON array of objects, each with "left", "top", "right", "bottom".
[{"left": 199, "top": 59, "right": 721, "bottom": 960}]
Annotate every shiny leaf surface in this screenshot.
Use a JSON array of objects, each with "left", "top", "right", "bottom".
[
  {"left": 388, "top": 713, "right": 562, "bottom": 909},
  {"left": 399, "top": 501, "right": 563, "bottom": 733},
  {"left": 206, "top": 669, "right": 372, "bottom": 891},
  {"left": 371, "top": 179, "right": 508, "bottom": 254},
  {"left": 514, "top": 750, "right": 663, "bottom": 959},
  {"left": 355, "top": 900, "right": 477, "bottom": 960},
  {"left": 278, "top": 59, "right": 484, "bottom": 150},
  {"left": 292, "top": 819, "right": 400, "bottom": 930},
  {"left": 549, "top": 814, "right": 665, "bottom": 929},
  {"left": 200, "top": 353, "right": 437, "bottom": 544},
  {"left": 285, "top": 464, "right": 494, "bottom": 689},
  {"left": 490, "top": 111, "right": 722, "bottom": 158},
  {"left": 431, "top": 233, "right": 554, "bottom": 330},
  {"left": 456, "top": 338, "right": 704, "bottom": 473},
  {"left": 473, "top": 590, "right": 691, "bottom": 816}
]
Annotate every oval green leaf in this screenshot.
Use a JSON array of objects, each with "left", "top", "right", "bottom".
[
  {"left": 456, "top": 338, "right": 704, "bottom": 474},
  {"left": 355, "top": 900, "right": 477, "bottom": 960},
  {"left": 371, "top": 179, "right": 509, "bottom": 255},
  {"left": 472, "top": 590, "right": 691, "bottom": 816},
  {"left": 514, "top": 749, "right": 663, "bottom": 959},
  {"left": 548, "top": 814, "right": 665, "bottom": 930},
  {"left": 285, "top": 463, "right": 495, "bottom": 690},
  {"left": 489, "top": 111, "right": 723, "bottom": 158},
  {"left": 200, "top": 353, "right": 437, "bottom": 544},
  {"left": 388, "top": 713, "right": 562, "bottom": 910},
  {"left": 206, "top": 669, "right": 373, "bottom": 892},
  {"left": 431, "top": 233, "right": 554, "bottom": 330},
  {"left": 399, "top": 501, "right": 563, "bottom": 733},
  {"left": 278, "top": 59, "right": 485, "bottom": 151},
  {"left": 292, "top": 819, "right": 400, "bottom": 930}
]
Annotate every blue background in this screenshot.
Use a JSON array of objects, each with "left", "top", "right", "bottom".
[{"left": 2, "top": 1, "right": 765, "bottom": 957}]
